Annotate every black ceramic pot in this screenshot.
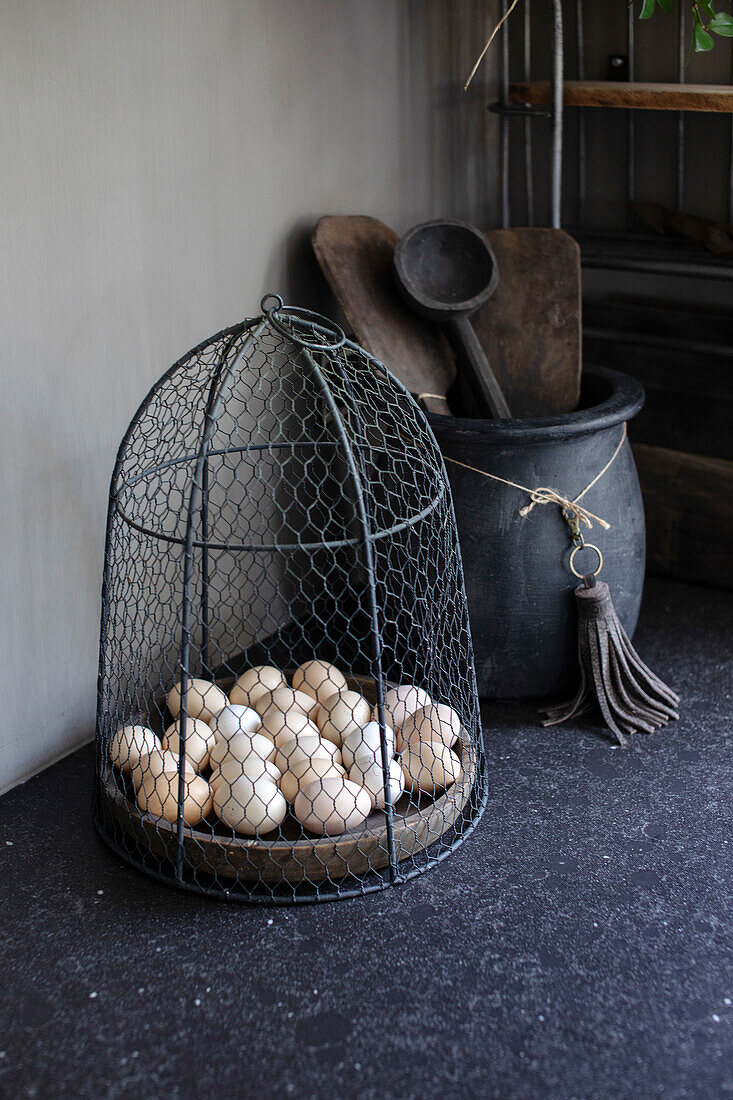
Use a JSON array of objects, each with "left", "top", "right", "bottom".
[{"left": 428, "top": 367, "right": 646, "bottom": 699}]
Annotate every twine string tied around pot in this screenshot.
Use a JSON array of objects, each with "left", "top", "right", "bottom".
[
  {"left": 443, "top": 422, "right": 680, "bottom": 743},
  {"left": 443, "top": 423, "right": 627, "bottom": 537}
]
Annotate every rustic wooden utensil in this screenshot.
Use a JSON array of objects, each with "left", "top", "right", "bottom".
[
  {"left": 312, "top": 215, "right": 456, "bottom": 414},
  {"left": 472, "top": 228, "right": 582, "bottom": 417},
  {"left": 313, "top": 219, "right": 582, "bottom": 419},
  {"left": 393, "top": 219, "right": 511, "bottom": 419}
]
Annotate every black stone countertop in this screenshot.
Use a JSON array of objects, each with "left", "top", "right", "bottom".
[{"left": 1, "top": 577, "right": 731, "bottom": 1100}]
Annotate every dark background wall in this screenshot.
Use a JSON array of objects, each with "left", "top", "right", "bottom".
[{"left": 504, "top": 1, "right": 733, "bottom": 233}]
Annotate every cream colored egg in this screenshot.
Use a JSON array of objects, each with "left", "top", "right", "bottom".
[
  {"left": 208, "top": 730, "right": 276, "bottom": 771},
  {"left": 315, "top": 690, "right": 372, "bottom": 746},
  {"left": 210, "top": 703, "right": 262, "bottom": 744},
  {"left": 292, "top": 660, "right": 348, "bottom": 706},
  {"left": 259, "top": 707, "right": 320, "bottom": 749},
  {"left": 379, "top": 685, "right": 432, "bottom": 730},
  {"left": 213, "top": 775, "right": 287, "bottom": 836},
  {"left": 274, "top": 736, "right": 339, "bottom": 775},
  {"left": 209, "top": 756, "right": 280, "bottom": 794},
  {"left": 137, "top": 771, "right": 212, "bottom": 825},
  {"left": 293, "top": 776, "right": 372, "bottom": 836},
  {"left": 130, "top": 748, "right": 195, "bottom": 790},
  {"left": 349, "top": 757, "right": 405, "bottom": 810},
  {"left": 209, "top": 756, "right": 281, "bottom": 794},
  {"left": 341, "top": 720, "right": 396, "bottom": 771},
  {"left": 397, "top": 703, "right": 462, "bottom": 751},
  {"left": 279, "top": 756, "right": 347, "bottom": 803},
  {"left": 254, "top": 686, "right": 319, "bottom": 722},
  {"left": 167, "top": 678, "right": 228, "bottom": 723},
  {"left": 401, "top": 740, "right": 461, "bottom": 796},
  {"left": 162, "top": 717, "right": 216, "bottom": 771},
  {"left": 229, "top": 665, "right": 287, "bottom": 708},
  {"left": 109, "top": 725, "right": 159, "bottom": 774}
]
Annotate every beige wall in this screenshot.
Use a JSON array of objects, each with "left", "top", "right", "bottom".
[{"left": 0, "top": 0, "right": 498, "bottom": 792}]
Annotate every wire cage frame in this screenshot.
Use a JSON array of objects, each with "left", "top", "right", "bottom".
[{"left": 93, "top": 296, "right": 488, "bottom": 903}]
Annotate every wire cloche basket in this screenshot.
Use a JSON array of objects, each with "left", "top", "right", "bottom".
[{"left": 93, "top": 295, "right": 488, "bottom": 903}]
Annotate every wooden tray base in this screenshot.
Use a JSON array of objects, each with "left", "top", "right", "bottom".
[{"left": 100, "top": 674, "right": 478, "bottom": 885}]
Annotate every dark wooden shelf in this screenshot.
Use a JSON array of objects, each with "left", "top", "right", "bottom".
[
  {"left": 509, "top": 80, "right": 733, "bottom": 113},
  {"left": 570, "top": 229, "right": 733, "bottom": 281}
]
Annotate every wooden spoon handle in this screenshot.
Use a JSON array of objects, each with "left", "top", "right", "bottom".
[{"left": 448, "top": 316, "right": 512, "bottom": 419}]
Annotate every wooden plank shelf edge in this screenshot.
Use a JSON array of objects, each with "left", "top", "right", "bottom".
[
  {"left": 633, "top": 443, "right": 733, "bottom": 588},
  {"left": 509, "top": 81, "right": 733, "bottom": 114}
]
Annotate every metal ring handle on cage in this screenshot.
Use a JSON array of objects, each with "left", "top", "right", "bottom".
[
  {"left": 569, "top": 542, "right": 603, "bottom": 579},
  {"left": 260, "top": 294, "right": 346, "bottom": 352}
]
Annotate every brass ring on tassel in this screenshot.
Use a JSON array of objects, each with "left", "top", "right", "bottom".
[{"left": 569, "top": 542, "right": 603, "bottom": 578}]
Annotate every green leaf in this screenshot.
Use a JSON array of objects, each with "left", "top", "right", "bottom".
[
  {"left": 639, "top": 0, "right": 656, "bottom": 20},
  {"left": 694, "top": 23, "right": 715, "bottom": 49},
  {"left": 710, "top": 12, "right": 733, "bottom": 34},
  {"left": 656, "top": 0, "right": 672, "bottom": 13}
]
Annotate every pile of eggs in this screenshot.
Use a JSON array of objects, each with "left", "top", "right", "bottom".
[{"left": 108, "top": 660, "right": 462, "bottom": 839}]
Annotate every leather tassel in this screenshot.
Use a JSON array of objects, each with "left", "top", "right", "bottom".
[{"left": 542, "top": 574, "right": 680, "bottom": 746}]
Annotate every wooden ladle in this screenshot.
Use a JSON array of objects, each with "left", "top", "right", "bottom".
[{"left": 393, "top": 219, "right": 511, "bottom": 419}]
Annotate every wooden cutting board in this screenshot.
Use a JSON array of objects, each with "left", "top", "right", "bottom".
[
  {"left": 313, "top": 218, "right": 581, "bottom": 419},
  {"left": 472, "top": 228, "right": 582, "bottom": 417},
  {"left": 312, "top": 215, "right": 456, "bottom": 414}
]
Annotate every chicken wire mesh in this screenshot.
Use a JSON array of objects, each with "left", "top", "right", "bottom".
[{"left": 93, "top": 295, "right": 488, "bottom": 903}]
